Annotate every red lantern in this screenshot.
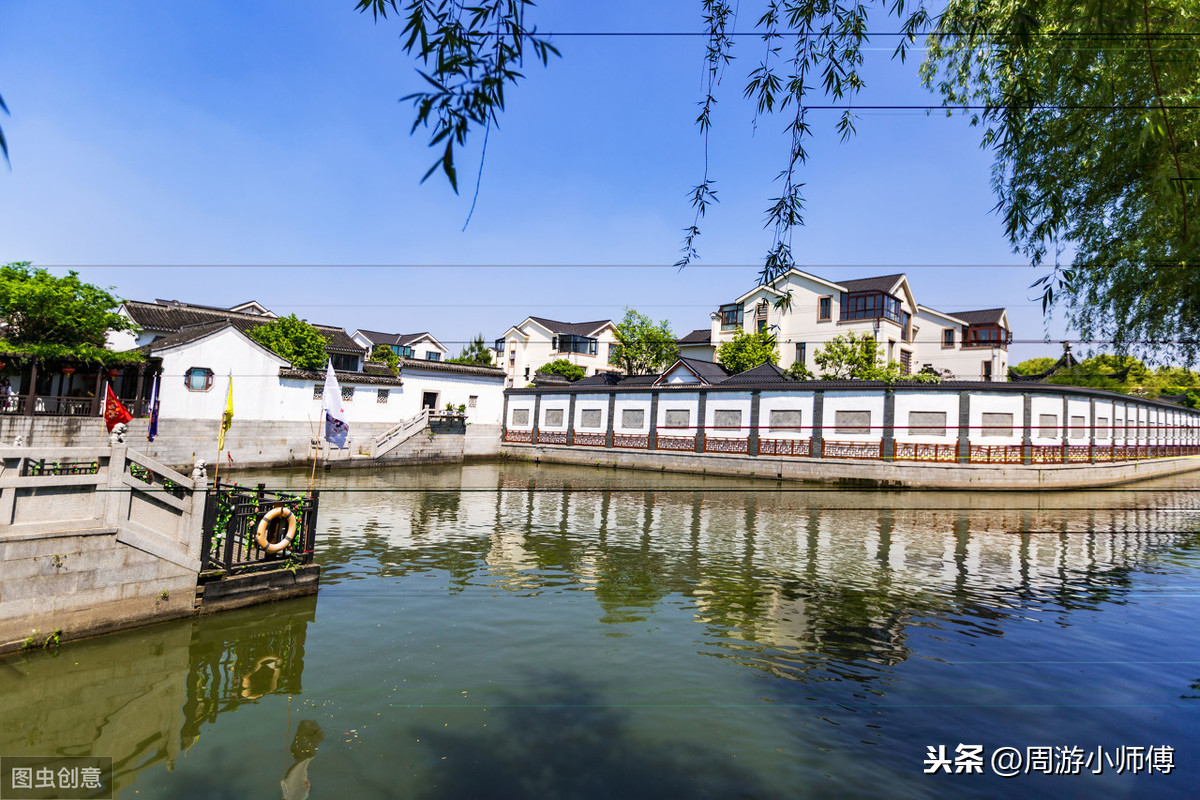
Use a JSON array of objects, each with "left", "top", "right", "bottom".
[
  {"left": 108, "top": 368, "right": 121, "bottom": 378},
  {"left": 62, "top": 366, "right": 76, "bottom": 377},
  {"left": 0, "top": 361, "right": 6, "bottom": 370}
]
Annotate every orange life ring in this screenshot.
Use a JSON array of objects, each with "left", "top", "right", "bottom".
[{"left": 256, "top": 506, "right": 297, "bottom": 554}]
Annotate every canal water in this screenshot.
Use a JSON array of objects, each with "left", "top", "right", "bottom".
[{"left": 3, "top": 463, "right": 1199, "bottom": 798}]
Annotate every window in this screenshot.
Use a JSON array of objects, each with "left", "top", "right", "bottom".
[
  {"left": 425, "top": 352, "right": 441, "bottom": 361},
  {"left": 608, "top": 343, "right": 620, "bottom": 365},
  {"left": 468, "top": 395, "right": 478, "bottom": 408},
  {"left": 1097, "top": 416, "right": 1110, "bottom": 440},
  {"left": 391, "top": 345, "right": 414, "bottom": 359},
  {"left": 1070, "top": 415, "right": 1086, "bottom": 439},
  {"left": 719, "top": 303, "right": 743, "bottom": 331},
  {"left": 621, "top": 409, "right": 645, "bottom": 428},
  {"left": 330, "top": 353, "right": 358, "bottom": 372},
  {"left": 312, "top": 384, "right": 322, "bottom": 399},
  {"left": 900, "top": 310, "right": 912, "bottom": 342},
  {"left": 981, "top": 413, "right": 1014, "bottom": 437},
  {"left": 943, "top": 328, "right": 955, "bottom": 348},
  {"left": 755, "top": 301, "right": 768, "bottom": 333},
  {"left": 511, "top": 408, "right": 530, "bottom": 426},
  {"left": 899, "top": 350, "right": 912, "bottom": 374},
  {"left": 964, "top": 325, "right": 1009, "bottom": 348},
  {"left": 494, "top": 338, "right": 506, "bottom": 353},
  {"left": 341, "top": 387, "right": 354, "bottom": 402},
  {"left": 552, "top": 334, "right": 598, "bottom": 355},
  {"left": 184, "top": 367, "right": 214, "bottom": 392},
  {"left": 545, "top": 408, "right": 564, "bottom": 427},
  {"left": 907, "top": 411, "right": 947, "bottom": 437},
  {"left": 982, "top": 361, "right": 993, "bottom": 381},
  {"left": 580, "top": 409, "right": 603, "bottom": 429},
  {"left": 839, "top": 292, "right": 902, "bottom": 323},
  {"left": 664, "top": 409, "right": 691, "bottom": 428},
  {"left": 817, "top": 296, "right": 832, "bottom": 321},
  {"left": 377, "top": 389, "right": 389, "bottom": 404},
  {"left": 757, "top": 317, "right": 768, "bottom": 334},
  {"left": 834, "top": 410, "right": 871, "bottom": 435},
  {"left": 795, "top": 342, "right": 806, "bottom": 365},
  {"left": 1038, "top": 414, "right": 1058, "bottom": 438},
  {"left": 769, "top": 409, "right": 802, "bottom": 432},
  {"left": 713, "top": 409, "right": 742, "bottom": 430}
]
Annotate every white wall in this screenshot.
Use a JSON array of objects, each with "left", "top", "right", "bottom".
[
  {"left": 704, "top": 392, "right": 752, "bottom": 439},
  {"left": 657, "top": 392, "right": 701, "bottom": 436},
  {"left": 759, "top": 391, "right": 816, "bottom": 440},
  {"left": 573, "top": 394, "right": 610, "bottom": 433},
  {"left": 822, "top": 391, "right": 885, "bottom": 442},
  {"left": 894, "top": 391, "right": 962, "bottom": 444}
]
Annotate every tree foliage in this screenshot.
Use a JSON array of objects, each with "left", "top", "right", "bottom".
[
  {"left": 0, "top": 261, "right": 141, "bottom": 365},
  {"left": 611, "top": 308, "right": 678, "bottom": 375},
  {"left": 247, "top": 314, "right": 329, "bottom": 370},
  {"left": 370, "top": 343, "right": 401, "bottom": 375},
  {"left": 536, "top": 358, "right": 586, "bottom": 381},
  {"left": 813, "top": 332, "right": 938, "bottom": 382},
  {"left": 716, "top": 329, "right": 779, "bottom": 374},
  {"left": 1015, "top": 353, "right": 1200, "bottom": 404},
  {"left": 447, "top": 333, "right": 496, "bottom": 367},
  {"left": 923, "top": 0, "right": 1200, "bottom": 360}
]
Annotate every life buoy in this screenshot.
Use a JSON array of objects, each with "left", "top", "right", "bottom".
[{"left": 256, "top": 506, "right": 297, "bottom": 554}]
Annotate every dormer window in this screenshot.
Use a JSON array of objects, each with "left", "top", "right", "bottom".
[{"left": 719, "top": 303, "right": 743, "bottom": 331}]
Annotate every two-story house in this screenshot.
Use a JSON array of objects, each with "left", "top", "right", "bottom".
[
  {"left": 494, "top": 317, "right": 621, "bottom": 388},
  {"left": 350, "top": 329, "right": 450, "bottom": 363},
  {"left": 706, "top": 269, "right": 1010, "bottom": 381}
]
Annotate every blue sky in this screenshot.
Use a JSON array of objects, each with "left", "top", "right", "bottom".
[{"left": 0, "top": 1, "right": 1069, "bottom": 361}]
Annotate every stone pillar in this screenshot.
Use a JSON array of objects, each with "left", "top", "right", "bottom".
[
  {"left": 1089, "top": 397, "right": 1097, "bottom": 463},
  {"left": 748, "top": 390, "right": 761, "bottom": 457},
  {"left": 811, "top": 389, "right": 824, "bottom": 459},
  {"left": 957, "top": 391, "right": 971, "bottom": 464},
  {"left": 696, "top": 391, "right": 708, "bottom": 453},
  {"left": 132, "top": 364, "right": 147, "bottom": 416},
  {"left": 532, "top": 392, "right": 542, "bottom": 445},
  {"left": 24, "top": 361, "right": 38, "bottom": 417},
  {"left": 881, "top": 388, "right": 895, "bottom": 462},
  {"left": 1021, "top": 392, "right": 1033, "bottom": 465},
  {"left": 567, "top": 393, "right": 577, "bottom": 447},
  {"left": 648, "top": 390, "right": 659, "bottom": 450},
  {"left": 502, "top": 390, "right": 511, "bottom": 439},
  {"left": 1061, "top": 395, "right": 1069, "bottom": 463},
  {"left": 90, "top": 369, "right": 105, "bottom": 416},
  {"left": 605, "top": 392, "right": 616, "bottom": 449}
]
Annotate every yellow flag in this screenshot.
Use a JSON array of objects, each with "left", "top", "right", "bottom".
[{"left": 218, "top": 375, "right": 234, "bottom": 451}]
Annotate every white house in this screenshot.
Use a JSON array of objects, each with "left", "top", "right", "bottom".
[
  {"left": 351, "top": 329, "right": 450, "bottom": 363},
  {"left": 493, "top": 317, "right": 622, "bottom": 388},
  {"left": 703, "top": 269, "right": 1010, "bottom": 381}
]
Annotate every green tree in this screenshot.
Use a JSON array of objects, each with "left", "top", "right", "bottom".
[
  {"left": 715, "top": 330, "right": 778, "bottom": 374},
  {"left": 536, "top": 358, "right": 586, "bottom": 382},
  {"left": 0, "top": 261, "right": 140, "bottom": 364},
  {"left": 1011, "top": 357, "right": 1060, "bottom": 377},
  {"left": 611, "top": 308, "right": 678, "bottom": 376},
  {"left": 247, "top": 314, "right": 329, "bottom": 370},
  {"left": 369, "top": 343, "right": 400, "bottom": 375},
  {"left": 813, "top": 333, "right": 881, "bottom": 380},
  {"left": 447, "top": 334, "right": 496, "bottom": 367},
  {"left": 923, "top": 0, "right": 1200, "bottom": 360}
]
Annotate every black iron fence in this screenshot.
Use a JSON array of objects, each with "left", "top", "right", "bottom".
[{"left": 200, "top": 481, "right": 320, "bottom": 574}]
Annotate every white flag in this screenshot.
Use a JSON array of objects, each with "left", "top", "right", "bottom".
[{"left": 321, "top": 360, "right": 350, "bottom": 448}]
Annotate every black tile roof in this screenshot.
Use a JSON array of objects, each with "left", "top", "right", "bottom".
[
  {"left": 673, "top": 356, "right": 731, "bottom": 385},
  {"left": 124, "top": 300, "right": 364, "bottom": 353},
  {"left": 946, "top": 308, "right": 1007, "bottom": 326},
  {"left": 837, "top": 274, "right": 906, "bottom": 293},
  {"left": 278, "top": 367, "right": 405, "bottom": 387},
  {"left": 721, "top": 361, "right": 789, "bottom": 385},
  {"left": 397, "top": 357, "right": 506, "bottom": 379},
  {"left": 356, "top": 329, "right": 435, "bottom": 348},
  {"left": 677, "top": 328, "right": 711, "bottom": 345},
  {"left": 572, "top": 371, "right": 626, "bottom": 387},
  {"left": 526, "top": 316, "right": 613, "bottom": 337}
]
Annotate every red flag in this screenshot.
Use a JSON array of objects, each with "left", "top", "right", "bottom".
[{"left": 103, "top": 382, "right": 133, "bottom": 432}]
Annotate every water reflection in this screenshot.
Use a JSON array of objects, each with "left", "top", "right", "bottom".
[
  {"left": 294, "top": 464, "right": 1200, "bottom": 684},
  {"left": 0, "top": 598, "right": 318, "bottom": 797}
]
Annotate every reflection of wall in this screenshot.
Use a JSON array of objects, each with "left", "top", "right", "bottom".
[{"left": 0, "top": 597, "right": 316, "bottom": 797}]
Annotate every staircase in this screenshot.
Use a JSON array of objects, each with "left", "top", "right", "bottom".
[{"left": 369, "top": 409, "right": 432, "bottom": 458}]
